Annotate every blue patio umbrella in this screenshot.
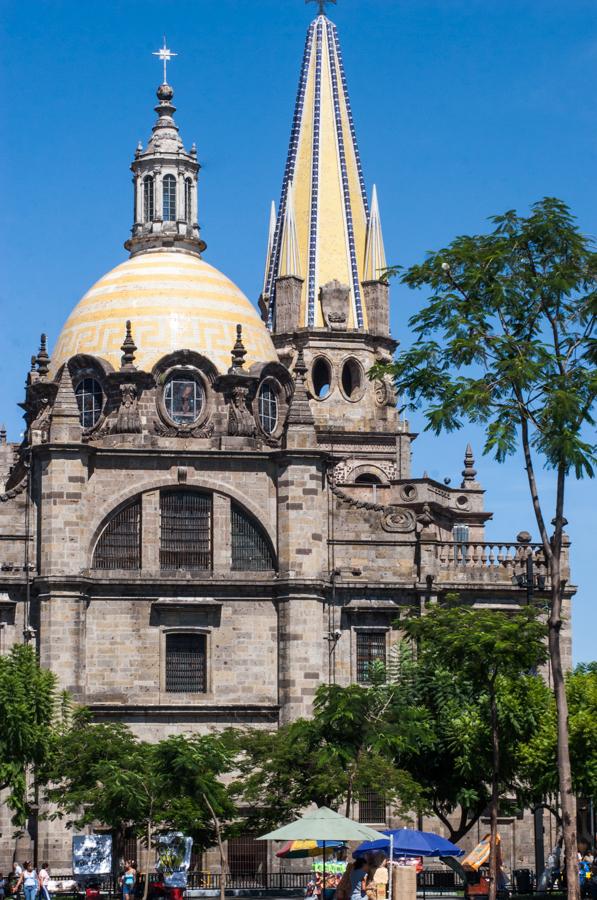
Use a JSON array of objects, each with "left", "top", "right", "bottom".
[{"left": 353, "top": 828, "right": 464, "bottom": 859}]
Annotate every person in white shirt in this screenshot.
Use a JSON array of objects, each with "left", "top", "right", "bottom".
[{"left": 38, "top": 864, "right": 51, "bottom": 900}]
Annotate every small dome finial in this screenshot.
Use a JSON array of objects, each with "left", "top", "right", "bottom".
[
  {"left": 229, "top": 324, "right": 247, "bottom": 373},
  {"left": 35, "top": 333, "right": 50, "bottom": 377},
  {"left": 0, "top": 423, "right": 6, "bottom": 445},
  {"left": 461, "top": 443, "right": 478, "bottom": 484},
  {"left": 120, "top": 320, "right": 138, "bottom": 370},
  {"left": 306, "top": 0, "right": 337, "bottom": 15}
]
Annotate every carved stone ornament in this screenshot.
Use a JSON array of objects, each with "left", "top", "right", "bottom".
[
  {"left": 319, "top": 280, "right": 349, "bottom": 331},
  {"left": 153, "top": 419, "right": 215, "bottom": 439},
  {"left": 228, "top": 385, "right": 256, "bottom": 437},
  {"left": 30, "top": 398, "right": 51, "bottom": 443},
  {"left": 374, "top": 376, "right": 396, "bottom": 408},
  {"left": 381, "top": 507, "right": 417, "bottom": 533},
  {"left": 114, "top": 383, "right": 142, "bottom": 434}
]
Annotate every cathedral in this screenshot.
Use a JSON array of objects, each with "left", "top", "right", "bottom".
[{"left": 0, "top": 5, "right": 573, "bottom": 878}]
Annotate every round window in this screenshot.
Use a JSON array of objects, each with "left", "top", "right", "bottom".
[
  {"left": 311, "top": 357, "right": 332, "bottom": 399},
  {"left": 75, "top": 378, "right": 103, "bottom": 429},
  {"left": 341, "top": 358, "right": 364, "bottom": 399},
  {"left": 163, "top": 374, "right": 205, "bottom": 425},
  {"left": 258, "top": 382, "right": 279, "bottom": 435}
]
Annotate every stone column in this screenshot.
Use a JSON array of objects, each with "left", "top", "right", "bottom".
[
  {"left": 213, "top": 492, "right": 231, "bottom": 574},
  {"left": 38, "top": 590, "right": 86, "bottom": 700},
  {"left": 142, "top": 490, "right": 160, "bottom": 572}
]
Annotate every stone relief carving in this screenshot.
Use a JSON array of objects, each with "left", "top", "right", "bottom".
[
  {"left": 227, "top": 386, "right": 256, "bottom": 437},
  {"left": 152, "top": 419, "right": 215, "bottom": 439},
  {"left": 381, "top": 508, "right": 417, "bottom": 533},
  {"left": 319, "top": 280, "right": 349, "bottom": 331},
  {"left": 114, "top": 383, "right": 142, "bottom": 434},
  {"left": 332, "top": 459, "right": 398, "bottom": 484}
]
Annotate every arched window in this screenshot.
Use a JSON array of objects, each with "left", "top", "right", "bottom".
[
  {"left": 93, "top": 499, "right": 141, "bottom": 570},
  {"left": 231, "top": 503, "right": 275, "bottom": 572},
  {"left": 75, "top": 378, "right": 103, "bottom": 429},
  {"left": 354, "top": 473, "right": 382, "bottom": 485},
  {"left": 162, "top": 174, "right": 177, "bottom": 222},
  {"left": 257, "top": 382, "right": 278, "bottom": 435},
  {"left": 311, "top": 357, "right": 332, "bottom": 399},
  {"left": 160, "top": 490, "right": 212, "bottom": 571},
  {"left": 184, "top": 178, "right": 193, "bottom": 224},
  {"left": 143, "top": 176, "right": 154, "bottom": 222}
]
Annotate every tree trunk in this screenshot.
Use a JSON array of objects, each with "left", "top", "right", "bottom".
[
  {"left": 142, "top": 822, "right": 152, "bottom": 900},
  {"left": 203, "top": 794, "right": 227, "bottom": 900},
  {"left": 521, "top": 441, "right": 578, "bottom": 900},
  {"left": 488, "top": 682, "right": 499, "bottom": 900},
  {"left": 549, "top": 551, "right": 579, "bottom": 900}
]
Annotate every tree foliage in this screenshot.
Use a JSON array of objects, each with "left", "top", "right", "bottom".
[
  {"left": 0, "top": 643, "right": 62, "bottom": 824},
  {"left": 233, "top": 679, "right": 429, "bottom": 832}
]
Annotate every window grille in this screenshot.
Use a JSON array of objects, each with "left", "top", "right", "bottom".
[
  {"left": 184, "top": 178, "right": 192, "bottom": 224},
  {"left": 143, "top": 176, "right": 154, "bottom": 222},
  {"left": 453, "top": 524, "right": 470, "bottom": 562},
  {"left": 231, "top": 503, "right": 275, "bottom": 572},
  {"left": 257, "top": 382, "right": 278, "bottom": 435},
  {"left": 165, "top": 632, "right": 206, "bottom": 693},
  {"left": 358, "top": 790, "right": 386, "bottom": 824},
  {"left": 160, "top": 490, "right": 212, "bottom": 571},
  {"left": 93, "top": 499, "right": 141, "bottom": 570},
  {"left": 122, "top": 833, "right": 138, "bottom": 866},
  {"left": 356, "top": 631, "right": 386, "bottom": 684},
  {"left": 163, "top": 174, "right": 177, "bottom": 221},
  {"left": 227, "top": 836, "right": 268, "bottom": 879},
  {"left": 75, "top": 378, "right": 103, "bottom": 428}
]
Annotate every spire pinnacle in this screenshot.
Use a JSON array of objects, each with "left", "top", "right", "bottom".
[
  {"left": 120, "top": 320, "right": 138, "bottom": 370},
  {"left": 266, "top": 12, "right": 371, "bottom": 332},
  {"left": 363, "top": 184, "right": 387, "bottom": 281},
  {"left": 153, "top": 37, "right": 177, "bottom": 84},
  {"left": 35, "top": 333, "right": 50, "bottom": 377},
  {"left": 229, "top": 324, "right": 247, "bottom": 374},
  {"left": 278, "top": 181, "right": 301, "bottom": 278},
  {"left": 461, "top": 443, "right": 479, "bottom": 486}
]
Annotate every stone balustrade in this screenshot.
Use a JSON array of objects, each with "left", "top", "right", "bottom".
[{"left": 430, "top": 540, "right": 551, "bottom": 584}]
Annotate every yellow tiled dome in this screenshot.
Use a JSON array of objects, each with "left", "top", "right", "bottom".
[{"left": 52, "top": 251, "right": 277, "bottom": 374}]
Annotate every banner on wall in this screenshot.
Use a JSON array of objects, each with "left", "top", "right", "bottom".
[{"left": 72, "top": 835, "right": 113, "bottom": 875}]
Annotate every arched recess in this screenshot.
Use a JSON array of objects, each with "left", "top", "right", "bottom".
[
  {"left": 350, "top": 465, "right": 390, "bottom": 485},
  {"left": 92, "top": 497, "right": 142, "bottom": 569},
  {"left": 230, "top": 502, "right": 276, "bottom": 572}
]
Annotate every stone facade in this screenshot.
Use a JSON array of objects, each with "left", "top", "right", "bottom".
[{"left": 0, "top": 16, "right": 576, "bottom": 882}]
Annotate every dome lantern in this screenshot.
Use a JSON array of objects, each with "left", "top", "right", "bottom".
[{"left": 125, "top": 42, "right": 205, "bottom": 258}]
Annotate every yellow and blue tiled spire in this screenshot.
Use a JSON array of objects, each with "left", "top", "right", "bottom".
[{"left": 265, "top": 11, "right": 385, "bottom": 332}]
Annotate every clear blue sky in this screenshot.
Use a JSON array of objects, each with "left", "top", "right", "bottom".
[{"left": 1, "top": 0, "right": 595, "bottom": 663}]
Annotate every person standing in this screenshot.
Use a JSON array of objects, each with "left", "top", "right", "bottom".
[
  {"left": 14, "top": 863, "right": 38, "bottom": 900},
  {"left": 349, "top": 860, "right": 369, "bottom": 900},
  {"left": 38, "top": 864, "right": 51, "bottom": 900},
  {"left": 120, "top": 862, "right": 136, "bottom": 900}
]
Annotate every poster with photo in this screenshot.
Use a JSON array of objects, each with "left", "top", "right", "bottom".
[
  {"left": 72, "top": 834, "right": 112, "bottom": 875},
  {"left": 155, "top": 833, "right": 193, "bottom": 887}
]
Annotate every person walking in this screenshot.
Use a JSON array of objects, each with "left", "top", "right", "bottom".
[
  {"left": 14, "top": 863, "right": 38, "bottom": 900},
  {"left": 120, "top": 862, "right": 136, "bottom": 900},
  {"left": 38, "top": 864, "right": 51, "bottom": 900}
]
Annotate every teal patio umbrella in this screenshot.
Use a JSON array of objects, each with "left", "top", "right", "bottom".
[{"left": 258, "top": 807, "right": 384, "bottom": 899}]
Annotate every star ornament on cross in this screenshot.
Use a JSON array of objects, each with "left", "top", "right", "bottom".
[
  {"left": 153, "top": 37, "right": 177, "bottom": 84},
  {"left": 306, "top": 0, "right": 337, "bottom": 15}
]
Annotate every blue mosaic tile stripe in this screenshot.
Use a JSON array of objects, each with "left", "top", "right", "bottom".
[
  {"left": 325, "top": 20, "right": 364, "bottom": 329},
  {"left": 267, "top": 20, "right": 316, "bottom": 328},
  {"left": 330, "top": 21, "right": 369, "bottom": 218},
  {"left": 306, "top": 17, "right": 323, "bottom": 327}
]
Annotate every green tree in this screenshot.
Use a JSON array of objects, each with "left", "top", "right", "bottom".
[
  {"left": 374, "top": 198, "right": 597, "bottom": 900},
  {"left": 386, "top": 641, "right": 553, "bottom": 843},
  {"left": 402, "top": 605, "right": 548, "bottom": 900},
  {"left": 519, "top": 662, "right": 597, "bottom": 806},
  {"left": 154, "top": 733, "right": 241, "bottom": 900},
  {"left": 0, "top": 643, "right": 61, "bottom": 825},
  {"left": 235, "top": 679, "right": 428, "bottom": 831}
]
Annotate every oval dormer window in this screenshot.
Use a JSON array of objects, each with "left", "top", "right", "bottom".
[{"left": 164, "top": 374, "right": 205, "bottom": 425}]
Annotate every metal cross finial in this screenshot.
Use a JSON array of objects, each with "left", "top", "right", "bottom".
[
  {"left": 306, "top": 0, "right": 337, "bottom": 15},
  {"left": 153, "top": 36, "right": 177, "bottom": 83}
]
